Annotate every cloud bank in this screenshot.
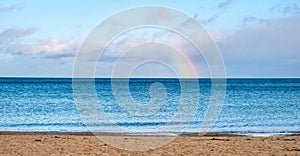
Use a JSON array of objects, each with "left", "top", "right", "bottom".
[
  {"left": 219, "top": 16, "right": 300, "bottom": 77},
  {"left": 0, "top": 28, "right": 78, "bottom": 59}
]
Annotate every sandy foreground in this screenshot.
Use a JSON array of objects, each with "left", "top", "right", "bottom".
[{"left": 0, "top": 132, "right": 300, "bottom": 156}]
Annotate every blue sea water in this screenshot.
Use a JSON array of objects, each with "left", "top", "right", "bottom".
[{"left": 0, "top": 78, "right": 299, "bottom": 136}]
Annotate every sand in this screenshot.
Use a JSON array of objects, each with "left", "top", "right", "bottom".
[{"left": 1, "top": 132, "right": 300, "bottom": 155}]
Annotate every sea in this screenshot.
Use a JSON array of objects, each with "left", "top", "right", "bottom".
[{"left": 0, "top": 78, "right": 299, "bottom": 136}]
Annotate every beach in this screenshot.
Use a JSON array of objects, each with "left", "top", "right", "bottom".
[{"left": 1, "top": 132, "right": 299, "bottom": 155}]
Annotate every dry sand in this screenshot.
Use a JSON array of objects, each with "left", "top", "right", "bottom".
[{"left": 0, "top": 132, "right": 300, "bottom": 155}]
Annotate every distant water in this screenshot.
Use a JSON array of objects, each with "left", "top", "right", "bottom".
[{"left": 0, "top": 78, "right": 299, "bottom": 136}]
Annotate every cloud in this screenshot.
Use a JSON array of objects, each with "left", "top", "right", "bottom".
[
  {"left": 0, "top": 28, "right": 78, "bottom": 59},
  {"left": 283, "top": 3, "right": 300, "bottom": 15},
  {"left": 99, "top": 14, "right": 300, "bottom": 77},
  {"left": 218, "top": 0, "right": 232, "bottom": 9},
  {"left": 0, "top": 4, "right": 22, "bottom": 13},
  {"left": 270, "top": 1, "right": 300, "bottom": 16},
  {"left": 241, "top": 16, "right": 271, "bottom": 26},
  {"left": 10, "top": 38, "right": 78, "bottom": 58},
  {"left": 241, "top": 16, "right": 261, "bottom": 23},
  {"left": 194, "top": 0, "right": 232, "bottom": 26},
  {"left": 223, "top": 17, "right": 300, "bottom": 54},
  {"left": 95, "top": 28, "right": 208, "bottom": 77},
  {"left": 205, "top": 14, "right": 219, "bottom": 25},
  {"left": 194, "top": 13, "right": 219, "bottom": 25},
  {"left": 218, "top": 16, "right": 300, "bottom": 77},
  {"left": 0, "top": 28, "right": 38, "bottom": 44}
]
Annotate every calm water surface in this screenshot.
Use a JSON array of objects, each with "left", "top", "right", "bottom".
[{"left": 0, "top": 78, "right": 299, "bottom": 136}]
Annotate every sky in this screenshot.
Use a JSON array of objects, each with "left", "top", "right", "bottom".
[{"left": 0, "top": 0, "right": 300, "bottom": 78}]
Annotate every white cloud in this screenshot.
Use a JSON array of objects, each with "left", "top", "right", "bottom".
[
  {"left": 20, "top": 38, "right": 77, "bottom": 57},
  {"left": 0, "top": 27, "right": 78, "bottom": 59}
]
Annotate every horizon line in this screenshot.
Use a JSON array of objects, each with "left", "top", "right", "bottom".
[{"left": 0, "top": 76, "right": 299, "bottom": 79}]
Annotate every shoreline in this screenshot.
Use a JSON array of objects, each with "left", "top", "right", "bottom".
[
  {"left": 1, "top": 131, "right": 300, "bottom": 155},
  {"left": 0, "top": 131, "right": 299, "bottom": 137},
  {"left": 0, "top": 131, "right": 240, "bottom": 136}
]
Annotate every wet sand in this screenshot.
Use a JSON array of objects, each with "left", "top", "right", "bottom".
[{"left": 1, "top": 132, "right": 300, "bottom": 155}]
